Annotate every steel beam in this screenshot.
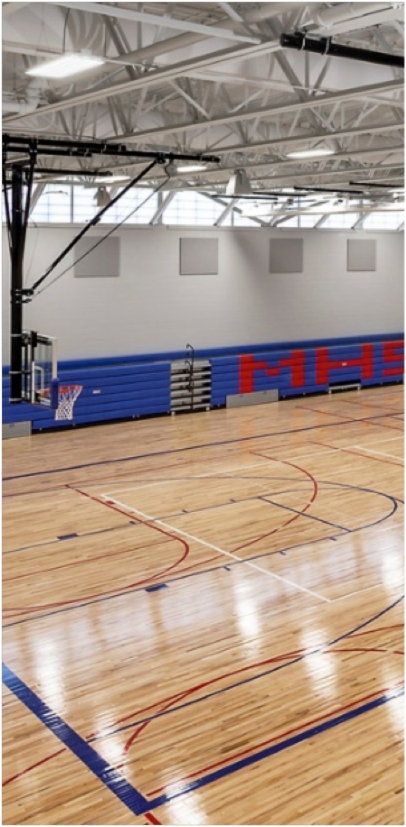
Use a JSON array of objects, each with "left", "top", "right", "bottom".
[
  {"left": 52, "top": 2, "right": 261, "bottom": 44},
  {"left": 2, "top": 2, "right": 29, "bottom": 16},
  {"left": 1, "top": 39, "right": 284, "bottom": 123},
  {"left": 206, "top": 122, "right": 404, "bottom": 157},
  {"left": 109, "top": 79, "right": 404, "bottom": 143}
]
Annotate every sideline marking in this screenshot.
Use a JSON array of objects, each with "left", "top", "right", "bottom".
[
  {"left": 3, "top": 412, "right": 402, "bottom": 481},
  {"left": 146, "top": 688, "right": 404, "bottom": 810}
]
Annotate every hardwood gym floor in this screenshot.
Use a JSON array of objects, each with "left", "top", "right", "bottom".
[{"left": 3, "top": 386, "right": 404, "bottom": 825}]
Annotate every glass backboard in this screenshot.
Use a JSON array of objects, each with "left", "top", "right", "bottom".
[{"left": 21, "top": 331, "right": 58, "bottom": 407}]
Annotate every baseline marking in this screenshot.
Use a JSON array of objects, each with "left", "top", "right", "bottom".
[{"left": 2, "top": 663, "right": 149, "bottom": 817}]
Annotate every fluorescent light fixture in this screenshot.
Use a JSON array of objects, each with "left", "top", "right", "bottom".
[
  {"left": 26, "top": 53, "right": 105, "bottom": 79},
  {"left": 93, "top": 175, "right": 129, "bottom": 184},
  {"left": 177, "top": 164, "right": 207, "bottom": 173},
  {"left": 286, "top": 148, "right": 335, "bottom": 159}
]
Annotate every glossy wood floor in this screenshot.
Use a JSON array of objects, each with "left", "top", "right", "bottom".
[{"left": 3, "top": 386, "right": 404, "bottom": 825}]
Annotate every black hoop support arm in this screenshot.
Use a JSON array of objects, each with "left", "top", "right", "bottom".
[{"left": 28, "top": 159, "right": 159, "bottom": 297}]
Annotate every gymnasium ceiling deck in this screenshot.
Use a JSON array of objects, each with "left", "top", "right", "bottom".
[{"left": 2, "top": 1, "right": 405, "bottom": 222}]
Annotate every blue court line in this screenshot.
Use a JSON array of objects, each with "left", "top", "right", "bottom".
[
  {"left": 87, "top": 595, "right": 404, "bottom": 743},
  {"left": 147, "top": 687, "right": 404, "bottom": 811},
  {"left": 259, "top": 496, "right": 349, "bottom": 532},
  {"left": 155, "top": 487, "right": 311, "bottom": 522},
  {"left": 2, "top": 412, "right": 401, "bottom": 482},
  {"left": 145, "top": 584, "right": 168, "bottom": 593},
  {"left": 3, "top": 600, "right": 403, "bottom": 820},
  {"left": 3, "top": 520, "right": 139, "bottom": 556},
  {"left": 3, "top": 481, "right": 401, "bottom": 630},
  {"left": 2, "top": 663, "right": 149, "bottom": 817},
  {"left": 0, "top": 541, "right": 319, "bottom": 631}
]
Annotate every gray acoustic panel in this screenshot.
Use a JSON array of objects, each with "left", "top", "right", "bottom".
[
  {"left": 180, "top": 238, "right": 218, "bottom": 275},
  {"left": 347, "top": 239, "right": 376, "bottom": 271},
  {"left": 270, "top": 238, "right": 303, "bottom": 273},
  {"left": 75, "top": 237, "right": 120, "bottom": 277}
]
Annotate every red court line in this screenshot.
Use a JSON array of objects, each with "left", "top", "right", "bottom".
[
  {"left": 296, "top": 405, "right": 349, "bottom": 420},
  {"left": 145, "top": 813, "right": 162, "bottom": 825},
  {"left": 3, "top": 652, "right": 303, "bottom": 788},
  {"left": 340, "top": 398, "right": 404, "bottom": 414},
  {"left": 147, "top": 680, "right": 404, "bottom": 796},
  {"left": 231, "top": 455, "right": 318, "bottom": 553},
  {"left": 3, "top": 486, "right": 190, "bottom": 616},
  {"left": 361, "top": 418, "right": 404, "bottom": 433},
  {"left": 349, "top": 624, "right": 404, "bottom": 638},
  {"left": 3, "top": 537, "right": 171, "bottom": 583},
  {"left": 4, "top": 627, "right": 402, "bottom": 789},
  {"left": 2, "top": 748, "right": 65, "bottom": 787},
  {"left": 2, "top": 451, "right": 241, "bottom": 499},
  {"left": 311, "top": 440, "right": 403, "bottom": 469},
  {"left": 298, "top": 404, "right": 404, "bottom": 432}
]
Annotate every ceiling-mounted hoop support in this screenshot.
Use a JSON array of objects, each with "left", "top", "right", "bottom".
[{"left": 2, "top": 135, "right": 220, "bottom": 404}]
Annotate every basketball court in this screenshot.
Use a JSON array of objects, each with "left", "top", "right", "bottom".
[{"left": 2, "top": 2, "right": 404, "bottom": 825}]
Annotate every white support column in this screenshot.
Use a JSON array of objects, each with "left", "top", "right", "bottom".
[
  {"left": 314, "top": 214, "right": 329, "bottom": 229},
  {"left": 215, "top": 198, "right": 238, "bottom": 226},
  {"left": 149, "top": 191, "right": 176, "bottom": 225}
]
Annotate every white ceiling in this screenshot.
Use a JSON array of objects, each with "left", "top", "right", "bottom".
[{"left": 2, "top": 1, "right": 404, "bottom": 219}]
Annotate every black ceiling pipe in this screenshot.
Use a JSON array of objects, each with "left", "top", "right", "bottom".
[
  {"left": 280, "top": 32, "right": 404, "bottom": 69},
  {"left": 2, "top": 135, "right": 220, "bottom": 163}
]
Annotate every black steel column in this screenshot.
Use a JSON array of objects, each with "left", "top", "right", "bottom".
[{"left": 10, "top": 165, "right": 25, "bottom": 403}]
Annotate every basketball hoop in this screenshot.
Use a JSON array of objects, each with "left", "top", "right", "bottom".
[{"left": 40, "top": 385, "right": 83, "bottom": 420}]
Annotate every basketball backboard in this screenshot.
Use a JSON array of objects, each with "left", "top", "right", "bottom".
[{"left": 21, "top": 331, "right": 58, "bottom": 407}]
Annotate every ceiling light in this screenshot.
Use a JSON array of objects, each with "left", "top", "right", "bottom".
[
  {"left": 94, "top": 187, "right": 111, "bottom": 208},
  {"left": 26, "top": 53, "right": 105, "bottom": 79},
  {"left": 93, "top": 175, "right": 129, "bottom": 184},
  {"left": 165, "top": 160, "right": 178, "bottom": 177},
  {"left": 226, "top": 169, "right": 252, "bottom": 196},
  {"left": 177, "top": 164, "right": 207, "bottom": 173},
  {"left": 286, "top": 148, "right": 335, "bottom": 159}
]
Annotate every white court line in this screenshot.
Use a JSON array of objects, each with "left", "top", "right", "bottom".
[
  {"left": 102, "top": 462, "right": 268, "bottom": 497},
  {"left": 277, "top": 448, "right": 336, "bottom": 461},
  {"left": 347, "top": 435, "right": 402, "bottom": 445},
  {"left": 101, "top": 449, "right": 347, "bottom": 498},
  {"left": 331, "top": 584, "right": 389, "bottom": 602},
  {"left": 353, "top": 445, "right": 404, "bottom": 463},
  {"left": 103, "top": 495, "right": 331, "bottom": 603}
]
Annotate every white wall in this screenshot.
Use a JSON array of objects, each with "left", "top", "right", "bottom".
[{"left": 2, "top": 225, "right": 404, "bottom": 363}]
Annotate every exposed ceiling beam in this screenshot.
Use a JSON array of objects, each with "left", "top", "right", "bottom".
[
  {"left": 165, "top": 164, "right": 403, "bottom": 190},
  {"left": 218, "top": 4, "right": 246, "bottom": 25},
  {"left": 3, "top": 38, "right": 282, "bottom": 123},
  {"left": 1, "top": 39, "right": 155, "bottom": 69},
  {"left": 2, "top": 2, "right": 29, "bottom": 16},
  {"left": 52, "top": 1, "right": 261, "bottom": 44},
  {"left": 110, "top": 79, "right": 404, "bottom": 143},
  {"left": 121, "top": 148, "right": 404, "bottom": 189},
  {"left": 261, "top": 204, "right": 404, "bottom": 219},
  {"left": 61, "top": 2, "right": 304, "bottom": 68},
  {"left": 310, "top": 4, "right": 404, "bottom": 37},
  {"left": 208, "top": 122, "right": 404, "bottom": 157},
  {"left": 244, "top": 164, "right": 404, "bottom": 188}
]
